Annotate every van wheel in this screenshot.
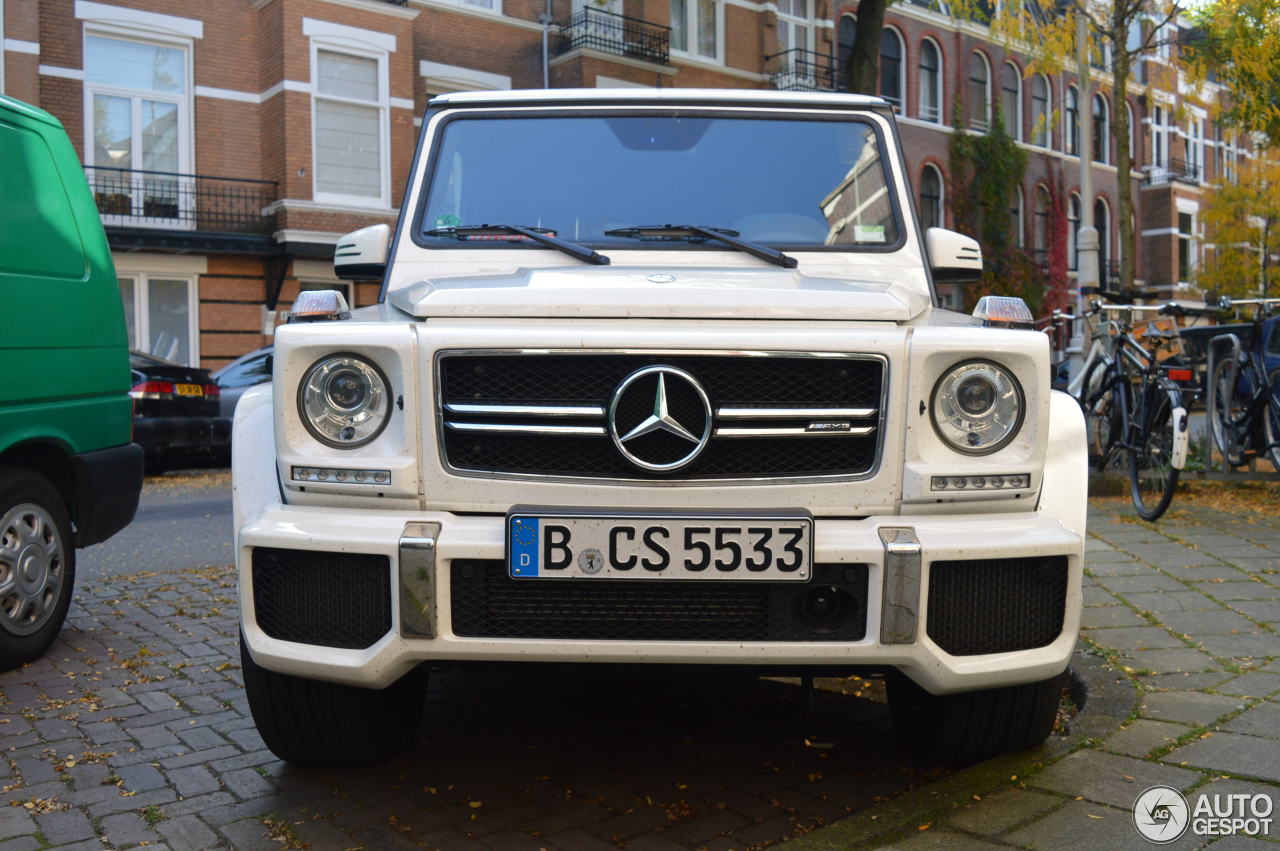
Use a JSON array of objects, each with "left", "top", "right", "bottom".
[
  {"left": 887, "top": 671, "right": 1064, "bottom": 765},
  {"left": 0, "top": 468, "right": 76, "bottom": 672},
  {"left": 240, "top": 636, "right": 428, "bottom": 766}
]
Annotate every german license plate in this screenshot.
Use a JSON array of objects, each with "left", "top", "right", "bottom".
[
  {"left": 507, "top": 511, "right": 812, "bottom": 580},
  {"left": 174, "top": 383, "right": 203, "bottom": 397}
]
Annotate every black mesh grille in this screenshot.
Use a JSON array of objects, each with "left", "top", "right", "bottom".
[
  {"left": 449, "top": 560, "right": 868, "bottom": 641},
  {"left": 926, "top": 556, "right": 1068, "bottom": 656},
  {"left": 252, "top": 547, "right": 392, "bottom": 650},
  {"left": 439, "top": 353, "right": 884, "bottom": 479}
]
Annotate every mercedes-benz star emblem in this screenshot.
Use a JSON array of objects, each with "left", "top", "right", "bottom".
[{"left": 608, "top": 365, "right": 712, "bottom": 472}]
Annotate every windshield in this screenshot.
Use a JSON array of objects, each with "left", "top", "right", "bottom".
[{"left": 416, "top": 112, "right": 901, "bottom": 250}]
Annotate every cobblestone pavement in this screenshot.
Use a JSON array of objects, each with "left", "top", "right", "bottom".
[
  {"left": 0, "top": 556, "right": 946, "bottom": 850},
  {"left": 852, "top": 499, "right": 1280, "bottom": 849}
]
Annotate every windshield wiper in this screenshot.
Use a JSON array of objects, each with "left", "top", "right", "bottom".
[
  {"left": 603, "top": 224, "right": 797, "bottom": 269},
  {"left": 422, "top": 224, "right": 610, "bottom": 266}
]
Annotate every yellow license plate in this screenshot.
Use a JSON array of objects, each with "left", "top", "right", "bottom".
[{"left": 174, "top": 383, "right": 203, "bottom": 397}]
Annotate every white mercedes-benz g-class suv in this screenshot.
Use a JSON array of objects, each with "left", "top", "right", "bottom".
[{"left": 233, "top": 88, "right": 1086, "bottom": 767}]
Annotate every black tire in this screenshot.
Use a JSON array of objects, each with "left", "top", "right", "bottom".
[
  {"left": 1264, "top": 369, "right": 1280, "bottom": 471},
  {"left": 887, "top": 670, "right": 1064, "bottom": 766},
  {"left": 0, "top": 468, "right": 76, "bottom": 672},
  {"left": 1210, "top": 356, "right": 1249, "bottom": 467},
  {"left": 1129, "top": 381, "right": 1181, "bottom": 522},
  {"left": 1079, "top": 358, "right": 1116, "bottom": 465},
  {"left": 240, "top": 636, "right": 428, "bottom": 766}
]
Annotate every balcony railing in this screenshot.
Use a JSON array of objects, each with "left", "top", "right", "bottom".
[
  {"left": 766, "top": 47, "right": 838, "bottom": 92},
  {"left": 84, "top": 166, "right": 277, "bottom": 235},
  {"left": 555, "top": 7, "right": 670, "bottom": 65},
  {"left": 1142, "top": 158, "right": 1200, "bottom": 187}
]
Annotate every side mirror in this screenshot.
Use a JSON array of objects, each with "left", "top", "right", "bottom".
[
  {"left": 926, "top": 227, "right": 983, "bottom": 285},
  {"left": 335, "top": 224, "right": 391, "bottom": 281}
]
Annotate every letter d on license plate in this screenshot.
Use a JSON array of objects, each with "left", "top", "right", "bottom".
[{"left": 507, "top": 510, "right": 811, "bottom": 580}]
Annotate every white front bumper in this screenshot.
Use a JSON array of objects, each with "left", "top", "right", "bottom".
[{"left": 237, "top": 504, "right": 1083, "bottom": 695}]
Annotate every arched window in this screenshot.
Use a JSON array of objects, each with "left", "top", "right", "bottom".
[
  {"left": 838, "top": 14, "right": 856, "bottom": 91},
  {"left": 1095, "top": 197, "right": 1111, "bottom": 280},
  {"left": 1066, "top": 85, "right": 1079, "bottom": 155},
  {"left": 879, "top": 28, "right": 904, "bottom": 110},
  {"left": 1010, "top": 185, "right": 1024, "bottom": 247},
  {"left": 969, "top": 52, "right": 991, "bottom": 132},
  {"left": 1031, "top": 74, "right": 1050, "bottom": 147},
  {"left": 1002, "top": 62, "right": 1022, "bottom": 140},
  {"left": 921, "top": 164, "right": 944, "bottom": 229},
  {"left": 919, "top": 39, "right": 942, "bottom": 123},
  {"left": 1034, "top": 184, "right": 1051, "bottom": 253},
  {"left": 1068, "top": 193, "right": 1081, "bottom": 270},
  {"left": 1125, "top": 100, "right": 1135, "bottom": 164},
  {"left": 1093, "top": 93, "right": 1109, "bottom": 164}
]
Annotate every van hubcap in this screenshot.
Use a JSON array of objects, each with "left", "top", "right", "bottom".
[{"left": 0, "top": 504, "right": 64, "bottom": 636}]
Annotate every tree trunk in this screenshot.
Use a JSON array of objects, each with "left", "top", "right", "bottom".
[
  {"left": 845, "top": 0, "right": 888, "bottom": 95},
  {"left": 1111, "top": 43, "right": 1135, "bottom": 291}
]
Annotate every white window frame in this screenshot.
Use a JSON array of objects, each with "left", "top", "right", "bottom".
[
  {"left": 918, "top": 37, "right": 943, "bottom": 124},
  {"left": 878, "top": 26, "right": 905, "bottom": 113},
  {"left": 968, "top": 51, "right": 991, "bottom": 132},
  {"left": 82, "top": 26, "right": 195, "bottom": 229},
  {"left": 1011, "top": 184, "right": 1024, "bottom": 247},
  {"left": 1065, "top": 84, "right": 1079, "bottom": 156},
  {"left": 1177, "top": 198, "right": 1198, "bottom": 285},
  {"left": 1186, "top": 109, "right": 1205, "bottom": 181},
  {"left": 1092, "top": 92, "right": 1109, "bottom": 164},
  {"left": 1030, "top": 73, "right": 1051, "bottom": 148},
  {"left": 306, "top": 21, "right": 393, "bottom": 208},
  {"left": 669, "top": 0, "right": 724, "bottom": 64},
  {"left": 1125, "top": 100, "right": 1135, "bottom": 164},
  {"left": 920, "top": 163, "right": 944, "bottom": 229},
  {"left": 1150, "top": 101, "right": 1171, "bottom": 173},
  {"left": 1001, "top": 61, "right": 1022, "bottom": 141},
  {"left": 1067, "top": 192, "right": 1081, "bottom": 271},
  {"left": 119, "top": 272, "right": 200, "bottom": 366},
  {"left": 776, "top": 0, "right": 816, "bottom": 54}
]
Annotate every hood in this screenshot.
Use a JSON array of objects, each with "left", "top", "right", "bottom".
[{"left": 388, "top": 266, "right": 930, "bottom": 322}]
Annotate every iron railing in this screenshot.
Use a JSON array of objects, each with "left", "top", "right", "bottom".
[
  {"left": 1142, "top": 158, "right": 1201, "bottom": 187},
  {"left": 556, "top": 7, "right": 670, "bottom": 65},
  {"left": 766, "top": 47, "right": 838, "bottom": 92},
  {"left": 84, "top": 166, "right": 277, "bottom": 234}
]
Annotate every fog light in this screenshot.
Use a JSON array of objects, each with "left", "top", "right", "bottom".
[
  {"left": 292, "top": 466, "right": 392, "bottom": 486},
  {"left": 932, "top": 474, "right": 1031, "bottom": 491}
]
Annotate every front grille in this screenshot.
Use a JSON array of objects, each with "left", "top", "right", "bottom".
[
  {"left": 450, "top": 560, "right": 868, "bottom": 641},
  {"left": 926, "top": 556, "right": 1068, "bottom": 656},
  {"left": 438, "top": 352, "right": 885, "bottom": 480},
  {"left": 251, "top": 547, "right": 392, "bottom": 649}
]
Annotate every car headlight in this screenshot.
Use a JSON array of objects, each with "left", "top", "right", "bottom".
[
  {"left": 931, "top": 360, "right": 1023, "bottom": 454},
  {"left": 298, "top": 354, "right": 390, "bottom": 448}
]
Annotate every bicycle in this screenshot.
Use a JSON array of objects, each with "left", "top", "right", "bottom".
[
  {"left": 1206, "top": 297, "right": 1280, "bottom": 469},
  {"left": 1070, "top": 299, "right": 1191, "bottom": 521}
]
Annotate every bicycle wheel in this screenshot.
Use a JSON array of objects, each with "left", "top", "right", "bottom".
[
  {"left": 1264, "top": 368, "right": 1280, "bottom": 471},
  {"left": 1210, "top": 356, "right": 1249, "bottom": 467},
  {"left": 1079, "top": 358, "right": 1116, "bottom": 465},
  {"left": 1129, "top": 379, "right": 1180, "bottom": 521}
]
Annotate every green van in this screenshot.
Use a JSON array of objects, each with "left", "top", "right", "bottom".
[{"left": 0, "top": 94, "right": 143, "bottom": 670}]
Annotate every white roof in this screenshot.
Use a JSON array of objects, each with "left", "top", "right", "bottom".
[{"left": 431, "top": 88, "right": 888, "bottom": 108}]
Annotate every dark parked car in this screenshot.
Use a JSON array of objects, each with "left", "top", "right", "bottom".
[
  {"left": 210, "top": 346, "right": 272, "bottom": 419},
  {"left": 130, "top": 352, "right": 231, "bottom": 471}
]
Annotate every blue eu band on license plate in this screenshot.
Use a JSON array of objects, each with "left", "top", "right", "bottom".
[{"left": 506, "top": 513, "right": 812, "bottom": 580}]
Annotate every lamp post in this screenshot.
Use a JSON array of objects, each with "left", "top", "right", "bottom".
[{"left": 1070, "top": 5, "right": 1099, "bottom": 379}]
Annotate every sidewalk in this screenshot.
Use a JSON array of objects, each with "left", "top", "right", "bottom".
[{"left": 794, "top": 496, "right": 1280, "bottom": 849}]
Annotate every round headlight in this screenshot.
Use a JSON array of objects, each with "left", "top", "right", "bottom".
[
  {"left": 298, "top": 354, "right": 390, "bottom": 448},
  {"left": 931, "top": 360, "right": 1024, "bottom": 454}
]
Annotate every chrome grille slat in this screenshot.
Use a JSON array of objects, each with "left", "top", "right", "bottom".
[
  {"left": 446, "top": 422, "right": 607, "bottom": 436},
  {"left": 444, "top": 403, "right": 606, "bottom": 418},
  {"left": 716, "top": 407, "right": 877, "bottom": 419},
  {"left": 714, "top": 426, "right": 876, "bottom": 438}
]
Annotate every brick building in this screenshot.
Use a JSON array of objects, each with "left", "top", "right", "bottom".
[{"left": 0, "top": 0, "right": 1233, "bottom": 367}]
